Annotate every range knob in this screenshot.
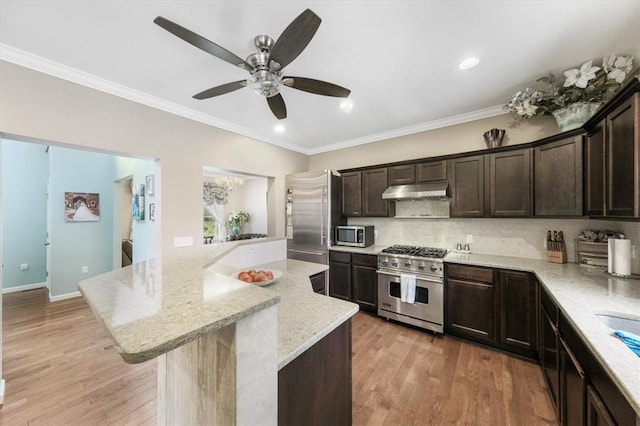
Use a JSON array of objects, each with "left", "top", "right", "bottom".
[
  {"left": 380, "top": 257, "right": 389, "bottom": 266},
  {"left": 418, "top": 262, "right": 426, "bottom": 271},
  {"left": 404, "top": 260, "right": 412, "bottom": 267},
  {"left": 391, "top": 259, "right": 399, "bottom": 267},
  {"left": 430, "top": 264, "right": 439, "bottom": 273}
]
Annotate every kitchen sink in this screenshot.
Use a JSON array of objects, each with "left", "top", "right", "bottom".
[{"left": 596, "top": 313, "right": 640, "bottom": 335}]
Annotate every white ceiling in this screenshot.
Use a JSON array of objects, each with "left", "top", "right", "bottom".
[{"left": 1, "top": 1, "right": 639, "bottom": 155}]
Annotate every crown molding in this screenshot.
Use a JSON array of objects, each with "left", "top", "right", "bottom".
[
  {"left": 0, "top": 44, "right": 308, "bottom": 154},
  {"left": 1, "top": 43, "right": 507, "bottom": 157},
  {"left": 306, "top": 105, "right": 507, "bottom": 155}
]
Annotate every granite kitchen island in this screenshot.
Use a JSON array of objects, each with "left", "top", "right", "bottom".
[{"left": 78, "top": 238, "right": 358, "bottom": 425}]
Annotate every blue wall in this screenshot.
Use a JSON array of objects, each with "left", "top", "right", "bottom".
[
  {"left": 0, "top": 139, "right": 48, "bottom": 289},
  {"left": 49, "top": 147, "right": 115, "bottom": 297}
]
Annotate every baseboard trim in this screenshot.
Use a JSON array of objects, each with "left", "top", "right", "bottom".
[
  {"left": 2, "top": 281, "right": 47, "bottom": 294},
  {"left": 0, "top": 378, "right": 5, "bottom": 406},
  {"left": 49, "top": 290, "right": 81, "bottom": 302}
]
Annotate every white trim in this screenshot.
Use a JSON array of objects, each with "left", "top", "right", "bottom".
[
  {"left": 0, "top": 379, "right": 5, "bottom": 406},
  {"left": 1, "top": 43, "right": 509, "bottom": 156},
  {"left": 2, "top": 281, "right": 47, "bottom": 294},
  {"left": 306, "top": 105, "right": 507, "bottom": 155},
  {"left": 49, "top": 290, "right": 81, "bottom": 302}
]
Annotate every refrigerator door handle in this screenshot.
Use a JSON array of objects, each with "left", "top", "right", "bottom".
[{"left": 320, "top": 187, "right": 327, "bottom": 246}]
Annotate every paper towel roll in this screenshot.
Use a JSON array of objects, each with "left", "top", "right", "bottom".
[{"left": 613, "top": 239, "right": 631, "bottom": 276}]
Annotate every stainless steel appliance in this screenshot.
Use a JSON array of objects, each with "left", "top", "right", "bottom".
[
  {"left": 377, "top": 245, "right": 447, "bottom": 333},
  {"left": 285, "top": 170, "right": 345, "bottom": 265},
  {"left": 335, "top": 225, "right": 374, "bottom": 248}
]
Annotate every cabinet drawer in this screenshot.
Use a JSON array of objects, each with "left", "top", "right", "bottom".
[
  {"left": 447, "top": 264, "right": 494, "bottom": 284},
  {"left": 329, "top": 251, "right": 351, "bottom": 263},
  {"left": 351, "top": 253, "right": 377, "bottom": 267}
]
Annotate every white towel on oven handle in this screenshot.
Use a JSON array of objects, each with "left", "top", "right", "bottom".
[{"left": 400, "top": 274, "right": 416, "bottom": 304}]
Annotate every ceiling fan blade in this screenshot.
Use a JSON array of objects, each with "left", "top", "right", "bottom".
[
  {"left": 193, "top": 80, "right": 247, "bottom": 100},
  {"left": 154, "top": 16, "right": 253, "bottom": 73},
  {"left": 269, "top": 9, "right": 321, "bottom": 70},
  {"left": 267, "top": 94, "right": 287, "bottom": 120},
  {"left": 283, "top": 77, "right": 351, "bottom": 98}
]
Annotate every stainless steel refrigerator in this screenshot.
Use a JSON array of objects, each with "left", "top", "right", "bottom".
[{"left": 285, "top": 170, "right": 345, "bottom": 265}]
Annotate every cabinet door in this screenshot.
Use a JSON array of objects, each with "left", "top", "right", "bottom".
[
  {"left": 606, "top": 94, "right": 640, "bottom": 217},
  {"left": 586, "top": 385, "right": 616, "bottom": 426},
  {"left": 341, "top": 172, "right": 362, "bottom": 216},
  {"left": 487, "top": 149, "right": 532, "bottom": 217},
  {"left": 417, "top": 160, "right": 447, "bottom": 182},
  {"left": 560, "top": 338, "right": 587, "bottom": 426},
  {"left": 362, "top": 168, "right": 391, "bottom": 217},
  {"left": 329, "top": 261, "right": 352, "bottom": 301},
  {"left": 352, "top": 265, "right": 377, "bottom": 312},
  {"left": 585, "top": 120, "right": 606, "bottom": 217},
  {"left": 534, "top": 136, "right": 584, "bottom": 216},
  {"left": 388, "top": 164, "right": 415, "bottom": 185},
  {"left": 450, "top": 155, "right": 485, "bottom": 217},
  {"left": 498, "top": 270, "right": 537, "bottom": 356},
  {"left": 310, "top": 271, "right": 327, "bottom": 295},
  {"left": 446, "top": 278, "right": 495, "bottom": 342},
  {"left": 540, "top": 305, "right": 560, "bottom": 418}
]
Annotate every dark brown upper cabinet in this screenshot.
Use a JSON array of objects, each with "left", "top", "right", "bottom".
[
  {"left": 362, "top": 168, "right": 392, "bottom": 217},
  {"left": 387, "top": 164, "right": 415, "bottom": 185},
  {"left": 450, "top": 155, "right": 485, "bottom": 217},
  {"left": 585, "top": 120, "right": 606, "bottom": 216},
  {"left": 486, "top": 149, "right": 532, "bottom": 217},
  {"left": 341, "top": 171, "right": 362, "bottom": 217},
  {"left": 417, "top": 160, "right": 447, "bottom": 182},
  {"left": 605, "top": 93, "right": 639, "bottom": 217},
  {"left": 534, "top": 135, "right": 584, "bottom": 216}
]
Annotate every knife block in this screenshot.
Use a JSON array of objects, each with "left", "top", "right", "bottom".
[{"left": 547, "top": 241, "right": 567, "bottom": 264}]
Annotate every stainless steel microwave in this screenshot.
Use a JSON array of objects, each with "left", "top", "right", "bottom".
[{"left": 335, "top": 226, "right": 375, "bottom": 248}]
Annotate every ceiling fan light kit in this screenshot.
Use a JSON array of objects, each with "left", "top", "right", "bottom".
[{"left": 154, "top": 9, "right": 351, "bottom": 120}]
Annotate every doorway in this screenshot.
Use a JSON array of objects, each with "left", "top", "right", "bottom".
[{"left": 113, "top": 177, "right": 133, "bottom": 268}]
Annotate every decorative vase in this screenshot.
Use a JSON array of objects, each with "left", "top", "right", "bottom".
[
  {"left": 552, "top": 102, "right": 600, "bottom": 132},
  {"left": 483, "top": 128, "right": 506, "bottom": 149},
  {"left": 231, "top": 224, "right": 241, "bottom": 236}
]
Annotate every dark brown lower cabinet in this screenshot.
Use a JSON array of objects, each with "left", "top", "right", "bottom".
[
  {"left": 586, "top": 385, "right": 616, "bottom": 426},
  {"left": 278, "top": 319, "right": 352, "bottom": 425},
  {"left": 560, "top": 337, "right": 587, "bottom": 426},
  {"left": 351, "top": 254, "right": 377, "bottom": 312},
  {"left": 499, "top": 270, "right": 537, "bottom": 357},
  {"left": 540, "top": 303, "right": 560, "bottom": 418},
  {"left": 446, "top": 278, "right": 495, "bottom": 342},
  {"left": 310, "top": 271, "right": 327, "bottom": 295},
  {"left": 329, "top": 251, "right": 352, "bottom": 301}
]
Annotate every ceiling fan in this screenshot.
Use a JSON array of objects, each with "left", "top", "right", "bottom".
[{"left": 154, "top": 9, "right": 351, "bottom": 120}]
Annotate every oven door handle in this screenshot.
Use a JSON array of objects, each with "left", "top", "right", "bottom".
[{"left": 376, "top": 270, "right": 443, "bottom": 284}]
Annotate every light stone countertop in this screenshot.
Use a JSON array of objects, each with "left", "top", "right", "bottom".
[
  {"left": 329, "top": 244, "right": 386, "bottom": 255},
  {"left": 445, "top": 252, "right": 640, "bottom": 417},
  {"left": 78, "top": 237, "right": 358, "bottom": 370}
]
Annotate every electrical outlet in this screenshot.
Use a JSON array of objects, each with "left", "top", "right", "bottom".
[
  {"left": 249, "top": 246, "right": 258, "bottom": 253},
  {"left": 174, "top": 236, "right": 194, "bottom": 248},
  {"left": 374, "top": 229, "right": 378, "bottom": 237},
  {"left": 81, "top": 266, "right": 88, "bottom": 274},
  {"left": 20, "top": 263, "right": 29, "bottom": 271},
  {"left": 466, "top": 234, "right": 473, "bottom": 244}
]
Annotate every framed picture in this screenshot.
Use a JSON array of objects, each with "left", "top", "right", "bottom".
[
  {"left": 65, "top": 192, "right": 100, "bottom": 222},
  {"left": 133, "top": 183, "right": 145, "bottom": 220},
  {"left": 146, "top": 174, "right": 155, "bottom": 196},
  {"left": 149, "top": 203, "right": 155, "bottom": 221}
]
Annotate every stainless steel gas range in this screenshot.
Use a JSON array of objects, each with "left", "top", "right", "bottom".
[{"left": 377, "top": 245, "right": 447, "bottom": 333}]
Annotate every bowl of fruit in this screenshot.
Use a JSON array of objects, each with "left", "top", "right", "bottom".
[{"left": 231, "top": 269, "right": 282, "bottom": 286}]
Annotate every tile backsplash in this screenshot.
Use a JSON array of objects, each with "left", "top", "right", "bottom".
[{"left": 348, "top": 217, "right": 640, "bottom": 273}]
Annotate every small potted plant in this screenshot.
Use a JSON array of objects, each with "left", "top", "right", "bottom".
[
  {"left": 228, "top": 210, "right": 251, "bottom": 236},
  {"left": 506, "top": 54, "right": 634, "bottom": 131}
]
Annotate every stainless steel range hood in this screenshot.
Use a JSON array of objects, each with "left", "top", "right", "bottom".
[{"left": 382, "top": 182, "right": 449, "bottom": 201}]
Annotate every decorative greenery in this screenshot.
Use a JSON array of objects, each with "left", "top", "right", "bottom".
[
  {"left": 506, "top": 54, "right": 634, "bottom": 124},
  {"left": 228, "top": 210, "right": 251, "bottom": 227}
]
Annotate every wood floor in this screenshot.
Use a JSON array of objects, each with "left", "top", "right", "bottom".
[{"left": 1, "top": 289, "right": 557, "bottom": 425}]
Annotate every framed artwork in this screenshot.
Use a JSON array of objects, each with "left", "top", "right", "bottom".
[
  {"left": 149, "top": 203, "right": 156, "bottom": 221},
  {"left": 133, "top": 183, "right": 145, "bottom": 220},
  {"left": 146, "top": 174, "right": 155, "bottom": 196},
  {"left": 65, "top": 192, "right": 100, "bottom": 222}
]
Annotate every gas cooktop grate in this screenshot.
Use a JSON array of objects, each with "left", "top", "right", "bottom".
[{"left": 381, "top": 245, "right": 447, "bottom": 259}]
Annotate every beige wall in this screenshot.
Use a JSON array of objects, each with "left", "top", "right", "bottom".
[
  {"left": 309, "top": 113, "right": 559, "bottom": 171},
  {"left": 0, "top": 61, "right": 308, "bottom": 257}
]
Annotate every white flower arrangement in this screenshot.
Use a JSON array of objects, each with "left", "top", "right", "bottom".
[
  {"left": 506, "top": 54, "right": 634, "bottom": 124},
  {"left": 228, "top": 210, "right": 251, "bottom": 226}
]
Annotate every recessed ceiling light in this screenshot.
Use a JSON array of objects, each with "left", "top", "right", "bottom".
[
  {"left": 459, "top": 57, "right": 480, "bottom": 70},
  {"left": 274, "top": 124, "right": 285, "bottom": 133},
  {"left": 340, "top": 99, "right": 354, "bottom": 111}
]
